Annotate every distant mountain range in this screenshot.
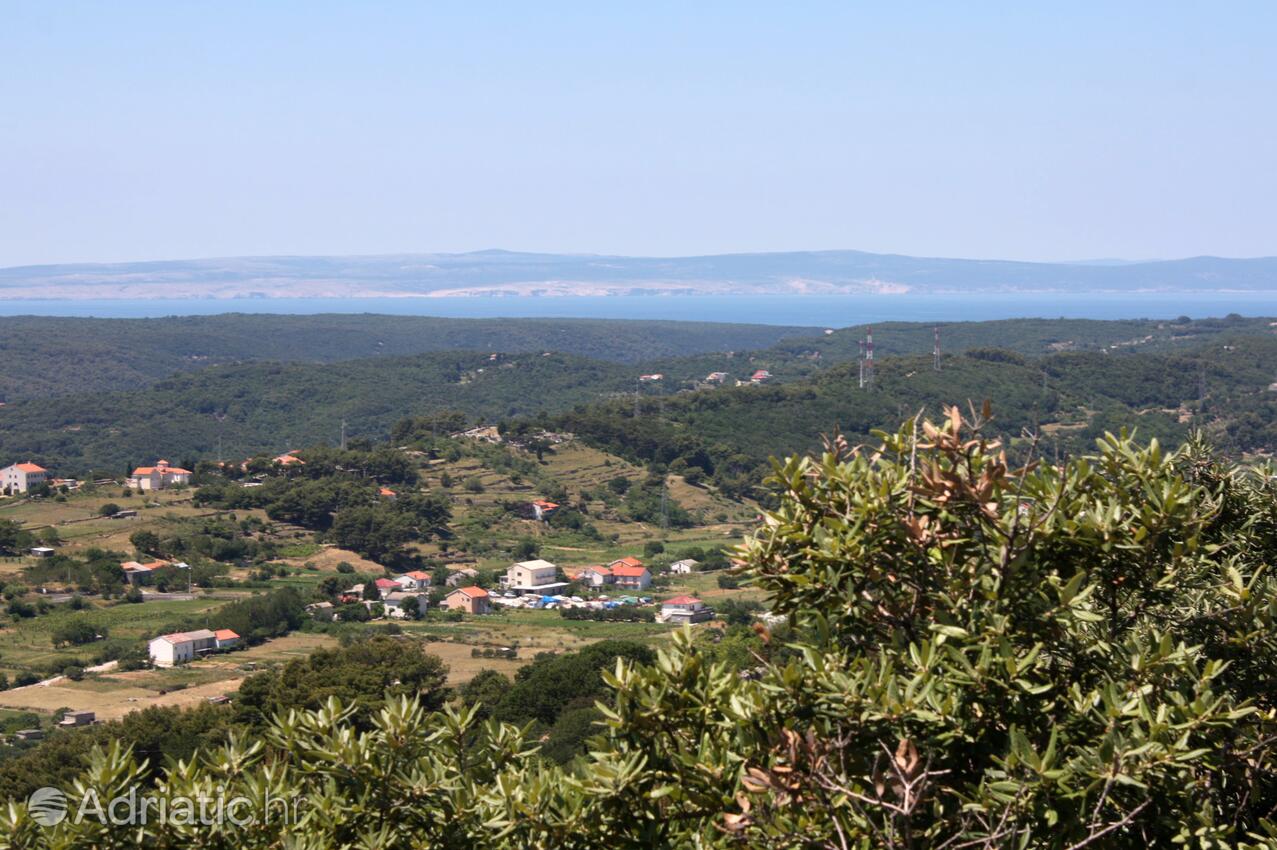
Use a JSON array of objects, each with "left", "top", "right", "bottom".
[{"left": 1, "top": 249, "right": 1275, "bottom": 300}]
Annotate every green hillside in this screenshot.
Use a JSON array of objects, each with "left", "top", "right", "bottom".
[
  {"left": 545, "top": 336, "right": 1277, "bottom": 497},
  {"left": 0, "top": 313, "right": 808, "bottom": 401},
  {"left": 0, "top": 351, "right": 637, "bottom": 475}
]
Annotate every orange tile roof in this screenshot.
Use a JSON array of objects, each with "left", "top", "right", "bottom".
[
  {"left": 214, "top": 629, "right": 239, "bottom": 640},
  {"left": 13, "top": 462, "right": 47, "bottom": 473},
  {"left": 403, "top": 570, "right": 432, "bottom": 580},
  {"left": 132, "top": 465, "right": 191, "bottom": 476},
  {"left": 663, "top": 595, "right": 702, "bottom": 606},
  {"left": 379, "top": 487, "right": 397, "bottom": 497},
  {"left": 609, "top": 556, "right": 643, "bottom": 569},
  {"left": 532, "top": 499, "right": 559, "bottom": 509},
  {"left": 611, "top": 565, "right": 649, "bottom": 577},
  {"left": 582, "top": 565, "right": 610, "bottom": 575},
  {"left": 452, "top": 586, "right": 489, "bottom": 599}
]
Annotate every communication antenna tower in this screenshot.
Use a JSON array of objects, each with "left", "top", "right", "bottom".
[
  {"left": 864, "top": 327, "right": 875, "bottom": 387},
  {"left": 933, "top": 326, "right": 941, "bottom": 371},
  {"left": 858, "top": 339, "right": 866, "bottom": 388}
]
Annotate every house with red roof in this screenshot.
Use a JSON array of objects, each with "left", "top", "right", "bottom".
[
  {"left": 2, "top": 461, "right": 48, "bottom": 494},
  {"left": 373, "top": 577, "right": 400, "bottom": 598},
  {"left": 128, "top": 460, "right": 192, "bottom": 491},
  {"left": 660, "top": 596, "right": 714, "bottom": 625},
  {"left": 443, "top": 586, "right": 491, "bottom": 615},
  {"left": 121, "top": 559, "right": 169, "bottom": 585},
  {"left": 578, "top": 565, "right": 613, "bottom": 588},
  {"left": 609, "top": 563, "right": 651, "bottom": 590},
  {"left": 274, "top": 451, "right": 305, "bottom": 467},
  {"left": 394, "top": 570, "right": 432, "bottom": 591},
  {"left": 531, "top": 499, "right": 560, "bottom": 521},
  {"left": 214, "top": 629, "right": 240, "bottom": 649}
]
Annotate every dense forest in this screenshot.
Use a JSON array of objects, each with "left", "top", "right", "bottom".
[
  {"left": 0, "top": 313, "right": 808, "bottom": 401},
  {"left": 5, "top": 316, "right": 1277, "bottom": 478}
]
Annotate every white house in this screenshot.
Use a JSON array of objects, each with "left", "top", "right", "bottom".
[
  {"left": 445, "top": 568, "right": 479, "bottom": 587},
  {"left": 530, "top": 499, "right": 560, "bottom": 521},
  {"left": 578, "top": 565, "right": 613, "bottom": 588},
  {"left": 214, "top": 629, "right": 240, "bottom": 649},
  {"left": 609, "top": 564, "right": 651, "bottom": 590},
  {"left": 669, "top": 559, "right": 699, "bottom": 574},
  {"left": 382, "top": 591, "right": 422, "bottom": 618},
  {"left": 1, "top": 462, "right": 48, "bottom": 494},
  {"left": 502, "top": 559, "right": 569, "bottom": 595},
  {"left": 394, "top": 571, "right": 432, "bottom": 591},
  {"left": 148, "top": 629, "right": 217, "bottom": 667},
  {"left": 660, "top": 596, "right": 714, "bottom": 625},
  {"left": 128, "top": 460, "right": 192, "bottom": 491}
]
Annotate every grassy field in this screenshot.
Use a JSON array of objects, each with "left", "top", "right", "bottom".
[
  {"left": 0, "top": 595, "right": 230, "bottom": 674},
  {"left": 0, "top": 632, "right": 339, "bottom": 720},
  {"left": 0, "top": 440, "right": 765, "bottom": 724}
]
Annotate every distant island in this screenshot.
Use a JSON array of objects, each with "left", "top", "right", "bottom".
[{"left": 1, "top": 248, "right": 1275, "bottom": 300}]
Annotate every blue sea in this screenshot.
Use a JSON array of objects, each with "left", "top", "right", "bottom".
[{"left": 2, "top": 293, "right": 1277, "bottom": 325}]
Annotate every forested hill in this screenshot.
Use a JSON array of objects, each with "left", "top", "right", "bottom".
[
  {"left": 0, "top": 314, "right": 808, "bottom": 401},
  {"left": 7, "top": 325, "right": 1277, "bottom": 479},
  {"left": 0, "top": 351, "right": 637, "bottom": 475},
  {"left": 541, "top": 336, "right": 1277, "bottom": 497}
]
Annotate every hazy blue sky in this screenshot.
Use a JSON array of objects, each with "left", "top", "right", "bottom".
[{"left": 2, "top": 2, "right": 1274, "bottom": 266}]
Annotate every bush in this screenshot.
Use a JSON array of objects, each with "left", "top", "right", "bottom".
[
  {"left": 51, "top": 621, "right": 102, "bottom": 648},
  {"left": 97, "top": 503, "right": 121, "bottom": 517}
]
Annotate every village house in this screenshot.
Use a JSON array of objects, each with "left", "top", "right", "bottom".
[
  {"left": 750, "top": 370, "right": 772, "bottom": 384},
  {"left": 705, "top": 371, "right": 729, "bottom": 384},
  {"left": 394, "top": 571, "right": 432, "bottom": 591},
  {"left": 128, "top": 460, "right": 192, "bottom": 491},
  {"left": 639, "top": 373, "right": 663, "bottom": 382},
  {"left": 609, "top": 563, "right": 651, "bottom": 590},
  {"left": 30, "top": 547, "right": 55, "bottom": 558},
  {"left": 214, "top": 629, "right": 240, "bottom": 649},
  {"left": 59, "top": 710, "right": 96, "bottom": 727},
  {"left": 443, "top": 585, "right": 491, "bottom": 614},
  {"left": 530, "top": 499, "right": 559, "bottom": 521},
  {"left": 340, "top": 583, "right": 365, "bottom": 602},
  {"left": 502, "top": 558, "right": 569, "bottom": 596},
  {"left": 578, "top": 565, "right": 613, "bottom": 587},
  {"left": 445, "top": 568, "right": 479, "bottom": 587},
  {"left": 381, "top": 591, "right": 421, "bottom": 618},
  {"left": 148, "top": 629, "right": 218, "bottom": 666},
  {"left": 1, "top": 461, "right": 48, "bottom": 494},
  {"left": 274, "top": 451, "right": 305, "bottom": 467},
  {"left": 121, "top": 559, "right": 165, "bottom": 585},
  {"left": 668, "top": 558, "right": 699, "bottom": 574},
  {"left": 660, "top": 596, "right": 714, "bottom": 625},
  {"left": 373, "top": 577, "right": 400, "bottom": 598}
]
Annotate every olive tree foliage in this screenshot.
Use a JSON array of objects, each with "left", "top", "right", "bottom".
[{"left": 5, "top": 408, "right": 1277, "bottom": 849}]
